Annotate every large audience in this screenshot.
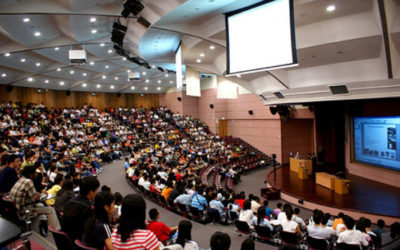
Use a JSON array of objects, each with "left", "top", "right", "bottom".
[{"left": 0, "top": 101, "right": 399, "bottom": 250}]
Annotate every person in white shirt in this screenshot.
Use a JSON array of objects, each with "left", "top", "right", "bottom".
[
  {"left": 337, "top": 216, "right": 369, "bottom": 247},
  {"left": 307, "top": 212, "right": 332, "bottom": 240},
  {"left": 293, "top": 208, "right": 306, "bottom": 229},
  {"left": 250, "top": 196, "right": 261, "bottom": 214},
  {"left": 239, "top": 200, "right": 254, "bottom": 229},
  {"left": 251, "top": 206, "right": 273, "bottom": 232},
  {"left": 282, "top": 208, "right": 301, "bottom": 236}
]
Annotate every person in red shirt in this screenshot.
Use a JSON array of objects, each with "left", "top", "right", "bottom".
[{"left": 146, "top": 208, "right": 177, "bottom": 244}]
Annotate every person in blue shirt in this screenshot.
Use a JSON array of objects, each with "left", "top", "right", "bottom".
[
  {"left": 124, "top": 157, "right": 129, "bottom": 170},
  {"left": 191, "top": 187, "right": 207, "bottom": 211},
  {"left": 263, "top": 200, "right": 275, "bottom": 220},
  {"left": 0, "top": 155, "right": 20, "bottom": 193},
  {"left": 209, "top": 193, "right": 225, "bottom": 216}
]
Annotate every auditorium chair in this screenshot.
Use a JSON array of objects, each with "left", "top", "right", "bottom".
[
  {"left": 279, "top": 231, "right": 301, "bottom": 247},
  {"left": 306, "top": 236, "right": 328, "bottom": 250},
  {"left": 158, "top": 195, "right": 168, "bottom": 207},
  {"left": 189, "top": 206, "right": 204, "bottom": 222},
  {"left": 335, "top": 242, "right": 362, "bottom": 250},
  {"left": 150, "top": 192, "right": 159, "bottom": 202},
  {"left": 48, "top": 225, "right": 73, "bottom": 250},
  {"left": 234, "top": 220, "right": 251, "bottom": 236},
  {"left": 74, "top": 239, "right": 97, "bottom": 250},
  {"left": 254, "top": 225, "right": 275, "bottom": 242},
  {"left": 176, "top": 203, "right": 190, "bottom": 218}
]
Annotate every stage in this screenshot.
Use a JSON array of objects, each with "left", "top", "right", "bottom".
[{"left": 266, "top": 166, "right": 400, "bottom": 224}]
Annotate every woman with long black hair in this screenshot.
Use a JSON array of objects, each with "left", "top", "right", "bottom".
[
  {"left": 111, "top": 194, "right": 160, "bottom": 250},
  {"left": 175, "top": 220, "right": 198, "bottom": 250},
  {"left": 82, "top": 191, "right": 115, "bottom": 250}
]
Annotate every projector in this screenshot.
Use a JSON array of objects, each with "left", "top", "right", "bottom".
[
  {"left": 128, "top": 72, "right": 140, "bottom": 81},
  {"left": 69, "top": 50, "right": 87, "bottom": 65}
]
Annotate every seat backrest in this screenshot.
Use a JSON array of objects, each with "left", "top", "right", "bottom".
[
  {"left": 280, "top": 231, "right": 298, "bottom": 244},
  {"left": 307, "top": 236, "right": 328, "bottom": 249},
  {"left": 189, "top": 206, "right": 201, "bottom": 218},
  {"left": 255, "top": 225, "right": 272, "bottom": 237},
  {"left": 177, "top": 203, "right": 187, "bottom": 212},
  {"left": 335, "top": 242, "right": 360, "bottom": 250},
  {"left": 235, "top": 220, "right": 250, "bottom": 233},
  {"left": 74, "top": 239, "right": 97, "bottom": 250},
  {"left": 48, "top": 225, "right": 73, "bottom": 250}
]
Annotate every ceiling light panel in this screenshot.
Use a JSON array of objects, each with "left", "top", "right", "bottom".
[
  {"left": 0, "top": 51, "right": 53, "bottom": 73},
  {"left": 0, "top": 14, "right": 60, "bottom": 47}
]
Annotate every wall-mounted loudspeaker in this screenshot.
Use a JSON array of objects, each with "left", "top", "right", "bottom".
[
  {"left": 6, "top": 85, "right": 13, "bottom": 92},
  {"left": 209, "top": 104, "right": 214, "bottom": 109},
  {"left": 117, "top": 93, "right": 121, "bottom": 97},
  {"left": 177, "top": 97, "right": 182, "bottom": 102},
  {"left": 248, "top": 110, "right": 253, "bottom": 115},
  {"left": 66, "top": 91, "right": 71, "bottom": 96}
]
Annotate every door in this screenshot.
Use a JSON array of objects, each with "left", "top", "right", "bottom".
[{"left": 219, "top": 119, "right": 228, "bottom": 137}]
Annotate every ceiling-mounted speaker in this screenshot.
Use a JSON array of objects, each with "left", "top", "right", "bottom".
[
  {"left": 177, "top": 97, "right": 182, "bottom": 102},
  {"left": 273, "top": 92, "right": 285, "bottom": 99},
  {"left": 137, "top": 16, "right": 151, "bottom": 28},
  {"left": 6, "top": 85, "right": 13, "bottom": 92},
  {"left": 121, "top": 0, "right": 144, "bottom": 18},
  {"left": 329, "top": 85, "right": 349, "bottom": 95},
  {"left": 117, "top": 93, "right": 122, "bottom": 97},
  {"left": 210, "top": 104, "right": 214, "bottom": 109},
  {"left": 248, "top": 110, "right": 253, "bottom": 115},
  {"left": 66, "top": 91, "right": 71, "bottom": 96},
  {"left": 270, "top": 106, "right": 278, "bottom": 115}
]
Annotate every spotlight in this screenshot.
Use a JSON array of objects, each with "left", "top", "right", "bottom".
[
  {"left": 111, "top": 22, "right": 127, "bottom": 46},
  {"left": 121, "top": 0, "right": 144, "bottom": 18}
]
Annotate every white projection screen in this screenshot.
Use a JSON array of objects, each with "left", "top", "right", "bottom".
[
  {"left": 225, "top": 0, "right": 297, "bottom": 76},
  {"left": 175, "top": 42, "right": 183, "bottom": 90}
]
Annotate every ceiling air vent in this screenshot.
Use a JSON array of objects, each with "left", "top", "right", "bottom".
[
  {"left": 329, "top": 85, "right": 349, "bottom": 95},
  {"left": 273, "top": 92, "right": 285, "bottom": 99}
]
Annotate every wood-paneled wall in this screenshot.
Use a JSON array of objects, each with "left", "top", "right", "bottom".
[{"left": 0, "top": 86, "right": 159, "bottom": 110}]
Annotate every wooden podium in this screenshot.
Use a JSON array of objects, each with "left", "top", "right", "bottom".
[
  {"left": 290, "top": 157, "right": 312, "bottom": 175},
  {"left": 315, "top": 172, "right": 336, "bottom": 190},
  {"left": 335, "top": 178, "right": 351, "bottom": 195},
  {"left": 298, "top": 165, "right": 308, "bottom": 180}
]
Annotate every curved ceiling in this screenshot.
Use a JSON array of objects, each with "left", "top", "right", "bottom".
[{"left": 0, "top": 0, "right": 400, "bottom": 104}]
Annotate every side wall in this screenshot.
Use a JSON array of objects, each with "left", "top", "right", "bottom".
[{"left": 0, "top": 86, "right": 159, "bottom": 110}]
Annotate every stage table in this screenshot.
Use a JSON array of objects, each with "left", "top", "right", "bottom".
[{"left": 316, "top": 172, "right": 336, "bottom": 190}]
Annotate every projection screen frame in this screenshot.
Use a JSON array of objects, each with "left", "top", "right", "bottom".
[{"left": 225, "top": 0, "right": 297, "bottom": 76}]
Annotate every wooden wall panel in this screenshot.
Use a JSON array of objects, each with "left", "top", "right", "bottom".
[{"left": 0, "top": 86, "right": 160, "bottom": 110}]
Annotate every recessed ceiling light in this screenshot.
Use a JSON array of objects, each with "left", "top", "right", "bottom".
[
  {"left": 115, "top": 76, "right": 119, "bottom": 80},
  {"left": 4, "top": 53, "right": 10, "bottom": 57},
  {"left": 45, "top": 80, "right": 49, "bottom": 83},
  {"left": 110, "top": 85, "right": 114, "bottom": 89},
  {"left": 142, "top": 72, "right": 146, "bottom": 75},
  {"left": 90, "top": 17, "right": 97, "bottom": 23},
  {"left": 21, "top": 58, "right": 26, "bottom": 62},
  {"left": 54, "top": 47, "right": 59, "bottom": 51},
  {"left": 326, "top": 5, "right": 335, "bottom": 12},
  {"left": 170, "top": 80, "right": 173, "bottom": 84},
  {"left": 196, "top": 59, "right": 201, "bottom": 63},
  {"left": 107, "top": 49, "right": 112, "bottom": 54},
  {"left": 100, "top": 43, "right": 105, "bottom": 47},
  {"left": 145, "top": 79, "right": 149, "bottom": 83},
  {"left": 34, "top": 31, "right": 41, "bottom": 37},
  {"left": 127, "top": 69, "right": 131, "bottom": 73},
  {"left": 209, "top": 45, "right": 215, "bottom": 50},
  {"left": 90, "top": 61, "right": 95, "bottom": 65},
  {"left": 23, "top": 17, "right": 30, "bottom": 22},
  {"left": 131, "top": 86, "right": 135, "bottom": 90},
  {"left": 122, "top": 57, "right": 127, "bottom": 61},
  {"left": 165, "top": 74, "right": 169, "bottom": 77},
  {"left": 82, "top": 83, "right": 87, "bottom": 87},
  {"left": 59, "top": 81, "right": 64, "bottom": 86},
  {"left": 144, "top": 87, "right": 148, "bottom": 90},
  {"left": 236, "top": 74, "right": 241, "bottom": 78},
  {"left": 96, "top": 84, "right": 101, "bottom": 88},
  {"left": 152, "top": 65, "right": 156, "bottom": 68},
  {"left": 157, "top": 80, "right": 161, "bottom": 84},
  {"left": 102, "top": 75, "right": 106, "bottom": 79},
  {"left": 36, "top": 62, "right": 41, "bottom": 67},
  {"left": 83, "top": 73, "right": 87, "bottom": 76},
  {"left": 70, "top": 70, "right": 74, "bottom": 74},
  {"left": 157, "top": 87, "right": 161, "bottom": 91},
  {"left": 105, "top": 65, "right": 109, "bottom": 69},
  {"left": 1, "top": 73, "right": 6, "bottom": 78},
  {"left": 28, "top": 77, "right": 33, "bottom": 82},
  {"left": 91, "top": 29, "right": 97, "bottom": 34},
  {"left": 200, "top": 53, "right": 205, "bottom": 57}
]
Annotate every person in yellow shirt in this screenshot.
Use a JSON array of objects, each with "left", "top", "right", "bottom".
[
  {"left": 46, "top": 174, "right": 64, "bottom": 205},
  {"left": 161, "top": 181, "right": 174, "bottom": 202}
]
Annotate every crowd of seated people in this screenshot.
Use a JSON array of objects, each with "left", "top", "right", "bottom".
[{"left": 2, "top": 101, "right": 400, "bottom": 250}]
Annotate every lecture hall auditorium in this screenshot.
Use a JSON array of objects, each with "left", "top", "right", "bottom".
[{"left": 0, "top": 0, "right": 400, "bottom": 250}]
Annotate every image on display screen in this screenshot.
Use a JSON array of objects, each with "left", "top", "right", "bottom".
[
  {"left": 225, "top": 0, "right": 297, "bottom": 76},
  {"left": 354, "top": 116, "right": 400, "bottom": 171}
]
